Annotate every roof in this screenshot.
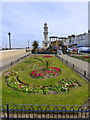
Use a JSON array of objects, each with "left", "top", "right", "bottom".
[{"left": 49, "top": 36, "right": 58, "bottom": 38}]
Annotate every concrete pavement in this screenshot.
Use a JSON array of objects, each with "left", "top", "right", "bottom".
[
  {"left": 57, "top": 55, "right": 90, "bottom": 78},
  {"left": 1, "top": 52, "right": 29, "bottom": 66}
]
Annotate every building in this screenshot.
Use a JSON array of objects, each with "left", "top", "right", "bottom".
[
  {"left": 42, "top": 23, "right": 89, "bottom": 48},
  {"left": 67, "top": 32, "right": 89, "bottom": 47},
  {"left": 42, "top": 23, "right": 50, "bottom": 49},
  {"left": 75, "top": 33, "right": 87, "bottom": 47},
  {"left": 88, "top": 30, "right": 90, "bottom": 46}
]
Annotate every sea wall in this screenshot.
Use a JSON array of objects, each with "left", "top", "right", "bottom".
[{"left": 0, "top": 49, "right": 26, "bottom": 59}]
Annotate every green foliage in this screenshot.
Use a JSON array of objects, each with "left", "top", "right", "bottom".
[
  {"left": 32, "top": 40, "right": 39, "bottom": 56},
  {"left": 2, "top": 55, "right": 89, "bottom": 105}
]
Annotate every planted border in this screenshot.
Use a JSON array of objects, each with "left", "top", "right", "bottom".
[{"left": 5, "top": 69, "right": 82, "bottom": 94}]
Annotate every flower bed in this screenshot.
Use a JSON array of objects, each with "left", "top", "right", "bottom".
[
  {"left": 71, "top": 55, "right": 90, "bottom": 59},
  {"left": 4, "top": 56, "right": 82, "bottom": 95},
  {"left": 30, "top": 67, "right": 61, "bottom": 79},
  {"left": 71, "top": 55, "right": 90, "bottom": 62},
  {"left": 5, "top": 70, "right": 82, "bottom": 94},
  {"left": 43, "top": 55, "right": 53, "bottom": 57},
  {"left": 82, "top": 56, "right": 90, "bottom": 58}
]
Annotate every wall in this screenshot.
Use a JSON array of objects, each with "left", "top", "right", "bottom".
[{"left": 0, "top": 49, "right": 26, "bottom": 59}]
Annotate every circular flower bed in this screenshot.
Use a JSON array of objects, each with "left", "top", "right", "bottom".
[
  {"left": 5, "top": 70, "right": 82, "bottom": 94},
  {"left": 30, "top": 67, "right": 61, "bottom": 79},
  {"left": 43, "top": 55, "right": 53, "bottom": 57}
]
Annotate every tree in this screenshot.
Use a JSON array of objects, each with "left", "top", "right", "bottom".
[{"left": 32, "top": 40, "right": 39, "bottom": 56}]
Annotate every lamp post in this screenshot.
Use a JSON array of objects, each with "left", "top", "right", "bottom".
[
  {"left": 8, "top": 32, "right": 11, "bottom": 50},
  {"left": 28, "top": 41, "right": 29, "bottom": 48}
]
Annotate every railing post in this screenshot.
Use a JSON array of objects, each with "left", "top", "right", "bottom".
[
  {"left": 0, "top": 67, "right": 2, "bottom": 71},
  {"left": 11, "top": 62, "right": 13, "bottom": 66},
  {"left": 73, "top": 64, "right": 74, "bottom": 69},
  {"left": 66, "top": 60, "right": 68, "bottom": 64},
  {"left": 7, "top": 104, "right": 9, "bottom": 120},
  {"left": 84, "top": 71, "right": 86, "bottom": 77}
]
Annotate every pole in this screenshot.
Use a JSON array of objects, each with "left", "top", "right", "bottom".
[
  {"left": 8, "top": 32, "right": 11, "bottom": 50},
  {"left": 28, "top": 41, "right": 29, "bottom": 48}
]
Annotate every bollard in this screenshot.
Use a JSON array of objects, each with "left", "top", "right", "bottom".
[
  {"left": 84, "top": 71, "right": 86, "bottom": 77},
  {"left": 0, "top": 67, "right": 2, "bottom": 71},
  {"left": 66, "top": 60, "right": 68, "bottom": 64},
  {"left": 62, "top": 58, "right": 63, "bottom": 61},
  {"left": 73, "top": 64, "right": 74, "bottom": 69},
  {"left": 11, "top": 62, "right": 13, "bottom": 66}
]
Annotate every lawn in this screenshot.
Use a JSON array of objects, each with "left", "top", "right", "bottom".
[{"left": 1, "top": 55, "right": 89, "bottom": 105}]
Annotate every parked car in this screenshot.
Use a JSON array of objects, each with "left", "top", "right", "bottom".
[
  {"left": 67, "top": 47, "right": 78, "bottom": 52},
  {"left": 67, "top": 47, "right": 74, "bottom": 52},
  {"left": 77, "top": 47, "right": 90, "bottom": 53}
]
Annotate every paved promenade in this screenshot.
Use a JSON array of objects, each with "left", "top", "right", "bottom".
[
  {"left": 58, "top": 55, "right": 89, "bottom": 74},
  {"left": 0, "top": 50, "right": 31, "bottom": 67}
]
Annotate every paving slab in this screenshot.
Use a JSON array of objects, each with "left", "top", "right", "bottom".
[
  {"left": 0, "top": 52, "right": 31, "bottom": 67},
  {"left": 58, "top": 55, "right": 89, "bottom": 74}
]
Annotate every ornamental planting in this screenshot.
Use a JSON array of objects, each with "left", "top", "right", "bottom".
[
  {"left": 5, "top": 68, "right": 81, "bottom": 94},
  {"left": 4, "top": 56, "right": 82, "bottom": 95},
  {"left": 30, "top": 67, "right": 61, "bottom": 79}
]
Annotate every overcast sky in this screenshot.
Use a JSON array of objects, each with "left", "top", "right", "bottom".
[{"left": 1, "top": 2, "right": 88, "bottom": 48}]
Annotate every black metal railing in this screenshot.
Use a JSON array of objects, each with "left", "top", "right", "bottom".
[
  {"left": 0, "top": 52, "right": 31, "bottom": 72},
  {"left": 56, "top": 55, "right": 90, "bottom": 81},
  {"left": 0, "top": 104, "right": 90, "bottom": 119}
]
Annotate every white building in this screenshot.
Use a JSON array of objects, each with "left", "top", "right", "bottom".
[
  {"left": 42, "top": 23, "right": 50, "bottom": 49},
  {"left": 68, "top": 32, "right": 90, "bottom": 47},
  {"left": 75, "top": 33, "right": 88, "bottom": 47},
  {"left": 88, "top": 30, "right": 90, "bottom": 46}
]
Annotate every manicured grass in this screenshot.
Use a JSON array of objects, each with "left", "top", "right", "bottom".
[{"left": 2, "top": 55, "right": 89, "bottom": 105}]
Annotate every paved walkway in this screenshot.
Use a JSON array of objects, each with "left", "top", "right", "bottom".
[
  {"left": 58, "top": 55, "right": 89, "bottom": 74},
  {"left": 0, "top": 52, "right": 31, "bottom": 67}
]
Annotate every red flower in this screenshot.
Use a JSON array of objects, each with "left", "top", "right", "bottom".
[
  {"left": 31, "top": 70, "right": 37, "bottom": 75},
  {"left": 43, "top": 55, "right": 53, "bottom": 57},
  {"left": 30, "top": 67, "right": 61, "bottom": 78},
  {"left": 82, "top": 56, "right": 90, "bottom": 58}
]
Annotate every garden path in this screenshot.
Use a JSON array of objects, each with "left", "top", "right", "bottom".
[{"left": 58, "top": 55, "right": 89, "bottom": 74}]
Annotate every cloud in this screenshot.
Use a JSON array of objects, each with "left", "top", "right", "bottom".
[{"left": 2, "top": 2, "right": 88, "bottom": 48}]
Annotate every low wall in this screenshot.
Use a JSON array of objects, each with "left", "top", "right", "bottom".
[{"left": 0, "top": 49, "right": 26, "bottom": 59}]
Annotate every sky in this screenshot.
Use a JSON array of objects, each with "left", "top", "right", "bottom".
[
  {"left": 89, "top": 1, "right": 90, "bottom": 30},
  {"left": 1, "top": 1, "right": 88, "bottom": 48}
]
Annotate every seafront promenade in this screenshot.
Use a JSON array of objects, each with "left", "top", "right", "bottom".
[
  {"left": 58, "top": 55, "right": 89, "bottom": 73},
  {"left": 57, "top": 54, "right": 90, "bottom": 80},
  {"left": 0, "top": 49, "right": 31, "bottom": 67}
]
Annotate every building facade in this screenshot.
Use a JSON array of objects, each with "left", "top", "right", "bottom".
[
  {"left": 67, "top": 32, "right": 89, "bottom": 47},
  {"left": 42, "top": 23, "right": 89, "bottom": 48}
]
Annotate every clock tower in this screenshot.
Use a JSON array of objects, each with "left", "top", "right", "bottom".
[{"left": 42, "top": 23, "right": 50, "bottom": 48}]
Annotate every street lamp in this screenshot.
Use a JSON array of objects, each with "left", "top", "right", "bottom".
[
  {"left": 8, "top": 32, "right": 11, "bottom": 50},
  {"left": 28, "top": 41, "right": 29, "bottom": 48}
]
